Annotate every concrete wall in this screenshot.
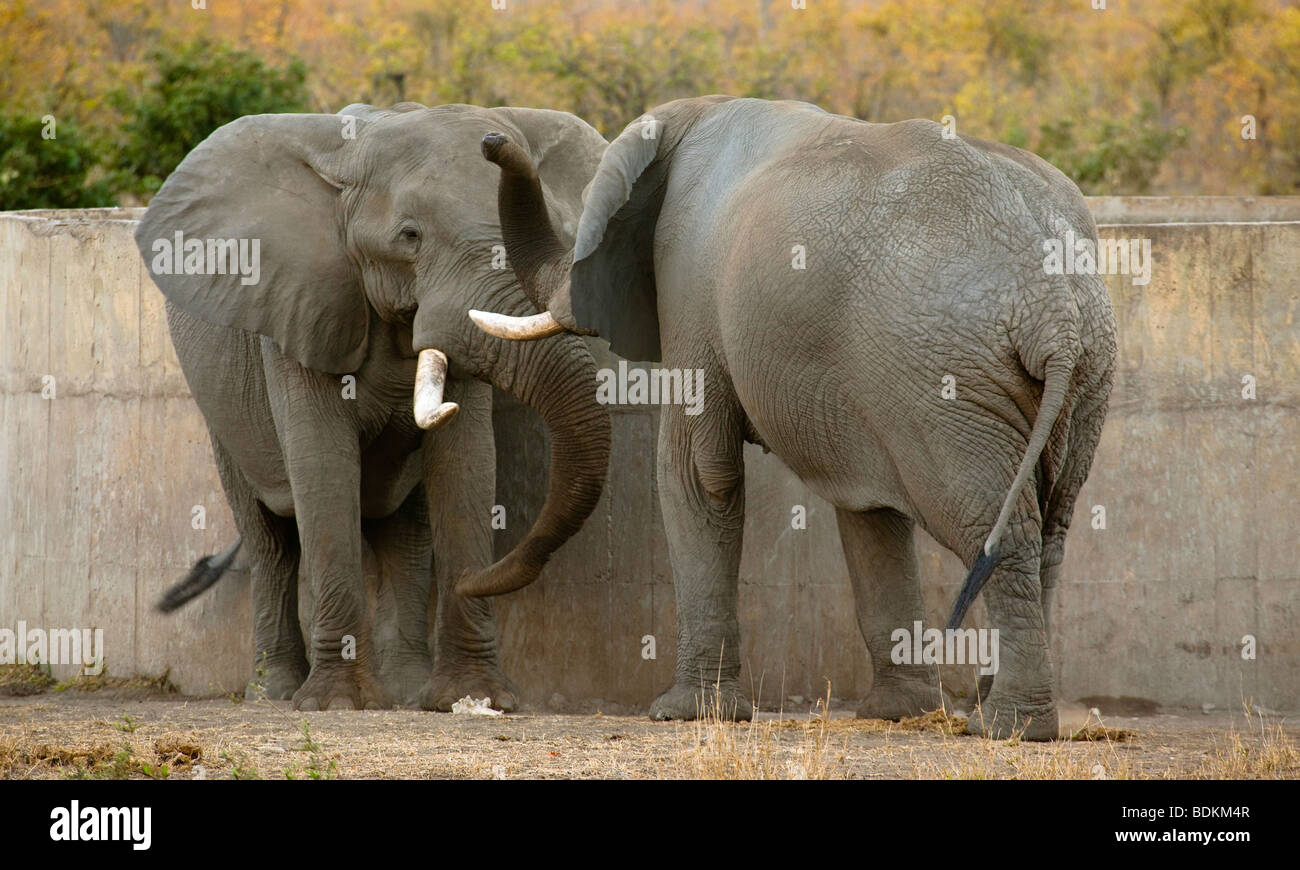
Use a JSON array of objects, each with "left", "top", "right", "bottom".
[
  {"left": 0, "top": 208, "right": 249, "bottom": 694},
  {"left": 2, "top": 202, "right": 1297, "bottom": 713}
]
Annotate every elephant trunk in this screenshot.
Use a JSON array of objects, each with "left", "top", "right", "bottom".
[
  {"left": 446, "top": 306, "right": 610, "bottom": 597},
  {"left": 471, "top": 133, "right": 578, "bottom": 341},
  {"left": 415, "top": 132, "right": 609, "bottom": 597},
  {"left": 480, "top": 132, "right": 571, "bottom": 313}
]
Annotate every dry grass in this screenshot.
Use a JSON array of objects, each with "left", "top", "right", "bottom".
[
  {"left": 674, "top": 694, "right": 972, "bottom": 779},
  {"left": 153, "top": 732, "right": 204, "bottom": 766},
  {"left": 769, "top": 708, "right": 971, "bottom": 737},
  {"left": 0, "top": 664, "right": 55, "bottom": 697},
  {"left": 901, "top": 702, "right": 1293, "bottom": 780},
  {"left": 0, "top": 690, "right": 1294, "bottom": 780},
  {"left": 677, "top": 690, "right": 848, "bottom": 779},
  {"left": 0, "top": 663, "right": 183, "bottom": 700},
  {"left": 676, "top": 694, "right": 1143, "bottom": 779},
  {"left": 0, "top": 734, "right": 190, "bottom": 779},
  {"left": 1187, "top": 705, "right": 1300, "bottom": 779},
  {"left": 0, "top": 737, "right": 118, "bottom": 770},
  {"left": 50, "top": 669, "right": 179, "bottom": 697},
  {"left": 904, "top": 731, "right": 1147, "bottom": 779},
  {"left": 1067, "top": 723, "right": 1136, "bottom": 742}
]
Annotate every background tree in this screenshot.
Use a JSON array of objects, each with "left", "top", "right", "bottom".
[
  {"left": 0, "top": 113, "right": 113, "bottom": 209},
  {"left": 2, "top": 0, "right": 1298, "bottom": 205},
  {"left": 107, "top": 39, "right": 310, "bottom": 198}
]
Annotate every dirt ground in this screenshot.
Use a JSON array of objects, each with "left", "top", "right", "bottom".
[{"left": 2, "top": 677, "right": 1297, "bottom": 779}]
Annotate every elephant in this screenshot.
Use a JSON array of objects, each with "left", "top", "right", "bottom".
[
  {"left": 469, "top": 96, "right": 1117, "bottom": 739},
  {"left": 134, "top": 101, "right": 612, "bottom": 711}
]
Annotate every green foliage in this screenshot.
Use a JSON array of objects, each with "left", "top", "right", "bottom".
[
  {"left": 139, "top": 760, "right": 170, "bottom": 779},
  {"left": 0, "top": 112, "right": 114, "bottom": 209},
  {"left": 1037, "top": 103, "right": 1189, "bottom": 195},
  {"left": 295, "top": 719, "right": 338, "bottom": 779},
  {"left": 109, "top": 39, "right": 309, "bottom": 198},
  {"left": 4, "top": 1, "right": 1296, "bottom": 200},
  {"left": 221, "top": 749, "right": 259, "bottom": 780}
]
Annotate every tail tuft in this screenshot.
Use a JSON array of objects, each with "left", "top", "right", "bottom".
[
  {"left": 943, "top": 354, "right": 1074, "bottom": 628},
  {"left": 946, "top": 542, "right": 1001, "bottom": 630},
  {"left": 155, "top": 539, "right": 241, "bottom": 613}
]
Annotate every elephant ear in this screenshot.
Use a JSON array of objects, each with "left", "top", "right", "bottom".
[
  {"left": 135, "top": 113, "right": 368, "bottom": 374},
  {"left": 562, "top": 96, "right": 732, "bottom": 363},
  {"left": 488, "top": 107, "right": 608, "bottom": 244}
]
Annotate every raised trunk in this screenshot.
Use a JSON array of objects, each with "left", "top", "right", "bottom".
[{"left": 480, "top": 132, "right": 578, "bottom": 326}]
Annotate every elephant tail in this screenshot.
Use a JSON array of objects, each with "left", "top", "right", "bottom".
[
  {"left": 946, "top": 356, "right": 1073, "bottom": 630},
  {"left": 155, "top": 539, "right": 242, "bottom": 613}
]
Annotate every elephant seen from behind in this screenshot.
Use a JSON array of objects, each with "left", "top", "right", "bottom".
[{"left": 471, "top": 96, "right": 1117, "bottom": 739}]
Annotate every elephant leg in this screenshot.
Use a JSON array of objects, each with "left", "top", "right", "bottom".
[
  {"left": 836, "top": 508, "right": 943, "bottom": 719},
  {"left": 418, "top": 379, "right": 519, "bottom": 713},
  {"left": 208, "top": 433, "right": 307, "bottom": 700},
  {"left": 363, "top": 486, "right": 434, "bottom": 708},
  {"left": 262, "top": 341, "right": 388, "bottom": 711},
  {"left": 963, "top": 515, "right": 1055, "bottom": 740},
  {"left": 1039, "top": 531, "right": 1066, "bottom": 653},
  {"left": 649, "top": 396, "right": 751, "bottom": 722},
  {"left": 1003, "top": 527, "right": 1065, "bottom": 715}
]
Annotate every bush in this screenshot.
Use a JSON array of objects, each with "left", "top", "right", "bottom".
[
  {"left": 1037, "top": 103, "right": 1189, "bottom": 195},
  {"left": 0, "top": 113, "right": 114, "bottom": 210},
  {"left": 109, "top": 40, "right": 310, "bottom": 198}
]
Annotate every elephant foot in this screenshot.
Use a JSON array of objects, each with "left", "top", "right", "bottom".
[
  {"left": 649, "top": 679, "right": 753, "bottom": 722},
  {"left": 419, "top": 661, "right": 520, "bottom": 713},
  {"left": 965, "top": 694, "right": 1058, "bottom": 741},
  {"left": 379, "top": 655, "right": 434, "bottom": 708},
  {"left": 246, "top": 656, "right": 308, "bottom": 701},
  {"left": 292, "top": 665, "right": 391, "bottom": 711},
  {"left": 857, "top": 676, "right": 943, "bottom": 721}
]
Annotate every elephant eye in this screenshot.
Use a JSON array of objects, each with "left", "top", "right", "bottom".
[{"left": 399, "top": 226, "right": 421, "bottom": 244}]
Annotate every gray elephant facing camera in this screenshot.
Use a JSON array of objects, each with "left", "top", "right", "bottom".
[
  {"left": 136, "top": 102, "right": 611, "bottom": 711},
  {"left": 473, "top": 96, "right": 1117, "bottom": 740}
]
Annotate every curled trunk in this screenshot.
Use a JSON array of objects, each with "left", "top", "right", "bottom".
[{"left": 450, "top": 309, "right": 610, "bottom": 597}]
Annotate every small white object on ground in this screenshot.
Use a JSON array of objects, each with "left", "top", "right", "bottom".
[{"left": 451, "top": 695, "right": 502, "bottom": 716}]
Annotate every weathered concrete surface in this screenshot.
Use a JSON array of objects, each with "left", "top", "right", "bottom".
[
  {"left": 1050, "top": 213, "right": 1300, "bottom": 713},
  {"left": 1085, "top": 195, "right": 1300, "bottom": 224},
  {"left": 2, "top": 202, "right": 1297, "bottom": 714},
  {"left": 0, "top": 208, "right": 250, "bottom": 694}
]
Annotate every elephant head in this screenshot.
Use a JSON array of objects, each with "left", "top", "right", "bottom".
[
  {"left": 468, "top": 96, "right": 732, "bottom": 362},
  {"left": 136, "top": 103, "right": 612, "bottom": 597}
]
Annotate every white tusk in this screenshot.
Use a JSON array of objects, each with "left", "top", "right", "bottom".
[
  {"left": 467, "top": 309, "right": 564, "bottom": 341},
  {"left": 413, "top": 348, "right": 460, "bottom": 430}
]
